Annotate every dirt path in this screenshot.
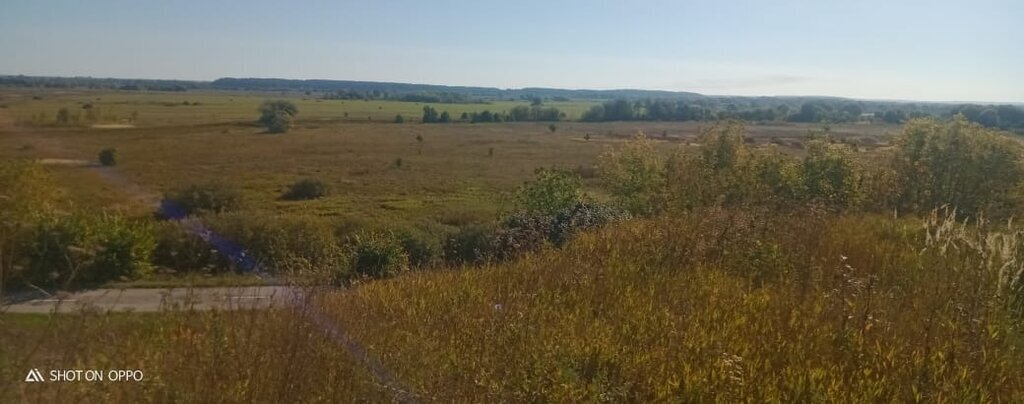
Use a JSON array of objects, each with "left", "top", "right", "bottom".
[{"left": 2, "top": 286, "right": 296, "bottom": 313}]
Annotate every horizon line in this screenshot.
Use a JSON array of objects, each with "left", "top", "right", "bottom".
[{"left": 3, "top": 72, "right": 1022, "bottom": 106}]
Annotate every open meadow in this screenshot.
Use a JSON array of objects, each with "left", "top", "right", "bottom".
[{"left": 3, "top": 88, "right": 1022, "bottom": 402}]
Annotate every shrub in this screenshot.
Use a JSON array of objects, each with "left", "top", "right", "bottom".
[
  {"left": 396, "top": 229, "right": 441, "bottom": 268},
  {"left": 98, "top": 148, "right": 117, "bottom": 166},
  {"left": 282, "top": 178, "right": 328, "bottom": 201},
  {"left": 152, "top": 219, "right": 230, "bottom": 273},
  {"left": 23, "top": 213, "right": 154, "bottom": 288},
  {"left": 164, "top": 182, "right": 243, "bottom": 216},
  {"left": 800, "top": 138, "right": 863, "bottom": 208},
  {"left": 1, "top": 161, "right": 58, "bottom": 289},
  {"left": 89, "top": 215, "right": 156, "bottom": 282},
  {"left": 549, "top": 202, "right": 630, "bottom": 246},
  {"left": 891, "top": 116, "right": 1023, "bottom": 216},
  {"left": 258, "top": 100, "right": 298, "bottom": 133},
  {"left": 349, "top": 231, "right": 408, "bottom": 280},
  {"left": 443, "top": 225, "right": 496, "bottom": 265},
  {"left": 599, "top": 132, "right": 669, "bottom": 215},
  {"left": 205, "top": 213, "right": 348, "bottom": 279},
  {"left": 515, "top": 167, "right": 583, "bottom": 216},
  {"left": 492, "top": 214, "right": 552, "bottom": 261},
  {"left": 23, "top": 213, "right": 93, "bottom": 288}
]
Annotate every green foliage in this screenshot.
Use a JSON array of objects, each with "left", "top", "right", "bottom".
[
  {"left": 152, "top": 220, "right": 228, "bottom": 273},
  {"left": 206, "top": 213, "right": 347, "bottom": 279},
  {"left": 258, "top": 100, "right": 298, "bottom": 133},
  {"left": 282, "top": 178, "right": 329, "bottom": 201},
  {"left": 98, "top": 148, "right": 117, "bottom": 166},
  {"left": 0, "top": 161, "right": 58, "bottom": 290},
  {"left": 166, "top": 182, "right": 243, "bottom": 215},
  {"left": 349, "top": 231, "right": 408, "bottom": 280},
  {"left": 600, "top": 122, "right": 864, "bottom": 213},
  {"left": 599, "top": 132, "right": 668, "bottom": 215},
  {"left": 23, "top": 213, "right": 154, "bottom": 288},
  {"left": 396, "top": 228, "right": 441, "bottom": 268},
  {"left": 443, "top": 224, "right": 496, "bottom": 265},
  {"left": 801, "top": 138, "right": 863, "bottom": 208},
  {"left": 394, "top": 114, "right": 404, "bottom": 123},
  {"left": 422, "top": 106, "right": 440, "bottom": 123},
  {"left": 548, "top": 202, "right": 630, "bottom": 246},
  {"left": 891, "top": 116, "right": 1023, "bottom": 216},
  {"left": 515, "top": 168, "right": 583, "bottom": 217},
  {"left": 89, "top": 215, "right": 156, "bottom": 282}
]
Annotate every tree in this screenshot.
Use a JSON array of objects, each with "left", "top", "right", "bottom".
[
  {"left": 258, "top": 100, "right": 298, "bottom": 133},
  {"left": 801, "top": 139, "right": 862, "bottom": 207},
  {"left": 394, "top": 114, "right": 405, "bottom": 123},
  {"left": 98, "top": 148, "right": 117, "bottom": 166},
  {"left": 56, "top": 108, "right": 71, "bottom": 125},
  {"left": 422, "top": 106, "right": 439, "bottom": 123},
  {"left": 515, "top": 168, "right": 583, "bottom": 216},
  {"left": 599, "top": 132, "right": 668, "bottom": 215},
  {"left": 439, "top": 111, "right": 451, "bottom": 123},
  {"left": 891, "top": 116, "right": 1023, "bottom": 216}
]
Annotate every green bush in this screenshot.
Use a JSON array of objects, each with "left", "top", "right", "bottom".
[
  {"left": 443, "top": 225, "right": 496, "bottom": 265},
  {"left": 23, "top": 214, "right": 93, "bottom": 287},
  {"left": 165, "top": 182, "right": 243, "bottom": 216},
  {"left": 515, "top": 167, "right": 583, "bottom": 216},
  {"left": 98, "top": 148, "right": 117, "bottom": 166},
  {"left": 205, "top": 213, "right": 347, "bottom": 279},
  {"left": 549, "top": 202, "right": 630, "bottom": 246},
  {"left": 396, "top": 229, "right": 441, "bottom": 268},
  {"left": 23, "top": 213, "right": 154, "bottom": 288},
  {"left": 492, "top": 214, "right": 552, "bottom": 261},
  {"left": 891, "top": 116, "right": 1023, "bottom": 216},
  {"left": 89, "top": 215, "right": 156, "bottom": 281},
  {"left": 599, "top": 132, "right": 669, "bottom": 215},
  {"left": 258, "top": 100, "right": 298, "bottom": 133},
  {"left": 152, "top": 220, "right": 230, "bottom": 273},
  {"left": 282, "top": 178, "right": 328, "bottom": 201},
  {"left": 349, "top": 231, "right": 408, "bottom": 280}
]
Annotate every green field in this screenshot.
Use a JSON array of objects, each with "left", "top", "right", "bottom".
[
  {"left": 0, "top": 89, "right": 896, "bottom": 225},
  {"left": 0, "top": 89, "right": 599, "bottom": 126},
  {"left": 6, "top": 88, "right": 1023, "bottom": 402}
]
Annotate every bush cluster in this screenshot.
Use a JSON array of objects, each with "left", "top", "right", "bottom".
[
  {"left": 21, "top": 213, "right": 155, "bottom": 288},
  {"left": 282, "top": 178, "right": 329, "bottom": 201},
  {"left": 164, "top": 182, "right": 243, "bottom": 216}
]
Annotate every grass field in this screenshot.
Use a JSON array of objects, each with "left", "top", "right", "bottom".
[
  {"left": 0, "top": 89, "right": 899, "bottom": 224},
  {"left": 13, "top": 88, "right": 1012, "bottom": 402},
  {"left": 0, "top": 89, "right": 599, "bottom": 126}
]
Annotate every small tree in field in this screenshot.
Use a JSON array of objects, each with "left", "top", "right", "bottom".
[
  {"left": 98, "top": 148, "right": 117, "bottom": 166},
  {"left": 515, "top": 168, "right": 583, "bottom": 216},
  {"left": 258, "top": 100, "right": 298, "bottom": 133}
]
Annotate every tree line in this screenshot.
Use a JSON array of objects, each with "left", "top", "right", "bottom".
[
  {"left": 420, "top": 105, "right": 564, "bottom": 123},
  {"left": 580, "top": 98, "right": 1024, "bottom": 132}
]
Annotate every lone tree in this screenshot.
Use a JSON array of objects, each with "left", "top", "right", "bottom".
[
  {"left": 98, "top": 148, "right": 117, "bottom": 166},
  {"left": 258, "top": 100, "right": 298, "bottom": 133}
]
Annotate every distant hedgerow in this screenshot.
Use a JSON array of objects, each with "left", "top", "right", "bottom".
[{"left": 282, "top": 178, "right": 328, "bottom": 201}]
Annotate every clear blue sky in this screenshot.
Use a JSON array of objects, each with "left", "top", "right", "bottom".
[{"left": 1, "top": 0, "right": 1020, "bottom": 102}]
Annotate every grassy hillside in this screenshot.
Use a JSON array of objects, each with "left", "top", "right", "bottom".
[{"left": 4, "top": 209, "right": 1023, "bottom": 401}]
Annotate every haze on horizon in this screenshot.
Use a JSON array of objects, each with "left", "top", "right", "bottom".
[{"left": 1, "top": 0, "right": 1020, "bottom": 103}]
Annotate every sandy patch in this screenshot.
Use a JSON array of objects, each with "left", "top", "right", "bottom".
[
  {"left": 39, "top": 158, "right": 92, "bottom": 167},
  {"left": 90, "top": 124, "right": 136, "bottom": 129}
]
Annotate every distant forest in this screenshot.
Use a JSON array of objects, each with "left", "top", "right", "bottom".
[{"left": 2, "top": 75, "right": 1021, "bottom": 132}]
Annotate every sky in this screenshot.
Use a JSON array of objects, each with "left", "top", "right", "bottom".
[{"left": 1, "top": 0, "right": 1021, "bottom": 103}]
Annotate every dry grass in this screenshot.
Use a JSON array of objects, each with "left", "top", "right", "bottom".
[{"left": 314, "top": 209, "right": 1024, "bottom": 401}]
